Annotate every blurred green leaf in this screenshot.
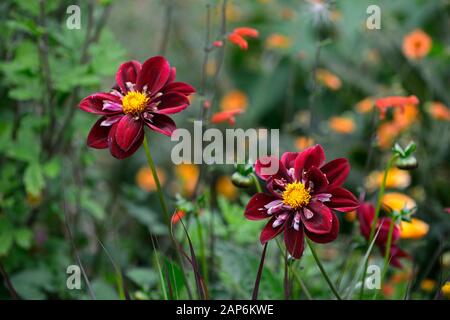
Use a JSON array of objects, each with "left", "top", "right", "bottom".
[{"left": 23, "top": 163, "right": 45, "bottom": 197}]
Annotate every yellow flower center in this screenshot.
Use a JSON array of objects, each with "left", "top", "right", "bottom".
[
  {"left": 122, "top": 91, "right": 149, "bottom": 114},
  {"left": 282, "top": 182, "right": 311, "bottom": 209}
]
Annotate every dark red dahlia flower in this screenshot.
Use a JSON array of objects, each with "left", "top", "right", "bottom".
[
  {"left": 245, "top": 145, "right": 359, "bottom": 259},
  {"left": 357, "top": 202, "right": 409, "bottom": 268},
  {"left": 79, "top": 56, "right": 195, "bottom": 159}
]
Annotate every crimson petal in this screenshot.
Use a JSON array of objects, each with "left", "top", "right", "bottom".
[
  {"left": 255, "top": 156, "right": 288, "bottom": 181},
  {"left": 79, "top": 93, "right": 122, "bottom": 115},
  {"left": 280, "top": 152, "right": 299, "bottom": 170},
  {"left": 164, "top": 82, "right": 196, "bottom": 96},
  {"left": 245, "top": 193, "right": 278, "bottom": 220},
  {"left": 284, "top": 218, "right": 305, "bottom": 259},
  {"left": 320, "top": 158, "right": 350, "bottom": 188},
  {"left": 143, "top": 113, "right": 177, "bottom": 136},
  {"left": 87, "top": 117, "right": 113, "bottom": 149},
  {"left": 294, "top": 145, "right": 326, "bottom": 179},
  {"left": 155, "top": 92, "right": 190, "bottom": 114},
  {"left": 115, "top": 115, "right": 144, "bottom": 151},
  {"left": 136, "top": 56, "right": 171, "bottom": 93},
  {"left": 301, "top": 201, "right": 333, "bottom": 234},
  {"left": 108, "top": 123, "right": 144, "bottom": 159},
  {"left": 115, "top": 60, "right": 141, "bottom": 94},
  {"left": 305, "top": 213, "right": 339, "bottom": 243},
  {"left": 327, "top": 187, "right": 359, "bottom": 212},
  {"left": 306, "top": 166, "right": 329, "bottom": 194},
  {"left": 260, "top": 217, "right": 284, "bottom": 244}
]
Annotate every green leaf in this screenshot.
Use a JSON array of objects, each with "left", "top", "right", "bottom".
[
  {"left": 0, "top": 217, "right": 14, "bottom": 256},
  {"left": 126, "top": 267, "right": 158, "bottom": 291},
  {"left": 43, "top": 158, "right": 61, "bottom": 178},
  {"left": 14, "top": 228, "right": 33, "bottom": 249},
  {"left": 24, "top": 163, "right": 45, "bottom": 197}
]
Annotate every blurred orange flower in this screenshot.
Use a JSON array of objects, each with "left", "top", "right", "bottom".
[
  {"left": 393, "top": 103, "right": 419, "bottom": 130},
  {"left": 175, "top": 164, "right": 199, "bottom": 196},
  {"left": 420, "top": 279, "right": 436, "bottom": 292},
  {"left": 136, "top": 167, "right": 166, "bottom": 192},
  {"left": 220, "top": 90, "right": 248, "bottom": 111},
  {"left": 355, "top": 97, "right": 374, "bottom": 113},
  {"left": 216, "top": 176, "right": 238, "bottom": 200},
  {"left": 365, "top": 168, "right": 411, "bottom": 191},
  {"left": 400, "top": 218, "right": 429, "bottom": 239},
  {"left": 375, "top": 95, "right": 419, "bottom": 120},
  {"left": 402, "top": 29, "right": 432, "bottom": 60},
  {"left": 211, "top": 109, "right": 244, "bottom": 126},
  {"left": 295, "top": 136, "right": 314, "bottom": 151},
  {"left": 228, "top": 27, "right": 259, "bottom": 50},
  {"left": 329, "top": 116, "right": 355, "bottom": 134},
  {"left": 428, "top": 101, "right": 450, "bottom": 121},
  {"left": 316, "top": 69, "right": 342, "bottom": 90},
  {"left": 265, "top": 33, "right": 292, "bottom": 49},
  {"left": 171, "top": 210, "right": 186, "bottom": 225},
  {"left": 442, "top": 282, "right": 450, "bottom": 299},
  {"left": 382, "top": 192, "right": 416, "bottom": 212},
  {"left": 344, "top": 210, "right": 356, "bottom": 222}
]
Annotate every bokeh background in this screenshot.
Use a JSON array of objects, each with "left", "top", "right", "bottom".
[{"left": 0, "top": 0, "right": 449, "bottom": 299}]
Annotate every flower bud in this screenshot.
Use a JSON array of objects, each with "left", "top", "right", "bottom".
[
  {"left": 231, "top": 172, "right": 253, "bottom": 188},
  {"left": 396, "top": 156, "right": 418, "bottom": 170}
]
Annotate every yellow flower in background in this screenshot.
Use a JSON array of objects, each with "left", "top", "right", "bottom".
[
  {"left": 329, "top": 116, "right": 355, "bottom": 134},
  {"left": 216, "top": 176, "right": 238, "bottom": 200},
  {"left": 316, "top": 69, "right": 342, "bottom": 91},
  {"left": 377, "top": 122, "right": 400, "bottom": 149},
  {"left": 400, "top": 218, "right": 429, "bottom": 239},
  {"left": 175, "top": 164, "right": 199, "bottom": 196},
  {"left": 365, "top": 168, "right": 411, "bottom": 191},
  {"left": 265, "top": 33, "right": 292, "bottom": 49},
  {"left": 442, "top": 282, "right": 450, "bottom": 299},
  {"left": 428, "top": 101, "right": 450, "bottom": 121},
  {"left": 220, "top": 90, "right": 248, "bottom": 111},
  {"left": 355, "top": 97, "right": 374, "bottom": 113},
  {"left": 136, "top": 167, "right": 166, "bottom": 192},
  {"left": 344, "top": 210, "right": 356, "bottom": 222},
  {"left": 295, "top": 136, "right": 314, "bottom": 151},
  {"left": 206, "top": 59, "right": 217, "bottom": 76},
  {"left": 402, "top": 29, "right": 432, "bottom": 60},
  {"left": 420, "top": 279, "right": 436, "bottom": 292},
  {"left": 382, "top": 192, "right": 416, "bottom": 211}
]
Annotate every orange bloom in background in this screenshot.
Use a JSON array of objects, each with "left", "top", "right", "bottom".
[
  {"left": 216, "top": 176, "right": 238, "bottom": 200},
  {"left": 136, "top": 167, "right": 166, "bottom": 192},
  {"left": 365, "top": 167, "right": 411, "bottom": 191},
  {"left": 375, "top": 95, "right": 419, "bottom": 120},
  {"left": 382, "top": 192, "right": 416, "bottom": 212},
  {"left": 265, "top": 33, "right": 292, "bottom": 49},
  {"left": 295, "top": 136, "right": 314, "bottom": 151},
  {"left": 228, "top": 27, "right": 259, "bottom": 50},
  {"left": 420, "top": 279, "right": 437, "bottom": 292},
  {"left": 428, "top": 101, "right": 450, "bottom": 121},
  {"left": 171, "top": 210, "right": 186, "bottom": 225},
  {"left": 175, "top": 164, "right": 199, "bottom": 196},
  {"left": 442, "top": 282, "right": 450, "bottom": 299},
  {"left": 382, "top": 283, "right": 395, "bottom": 297},
  {"left": 344, "top": 210, "right": 357, "bottom": 222},
  {"left": 390, "top": 271, "right": 412, "bottom": 284},
  {"left": 393, "top": 103, "right": 419, "bottom": 130},
  {"left": 316, "top": 69, "right": 342, "bottom": 90},
  {"left": 211, "top": 109, "right": 244, "bottom": 126},
  {"left": 400, "top": 218, "right": 429, "bottom": 239},
  {"left": 355, "top": 97, "right": 374, "bottom": 113},
  {"left": 329, "top": 116, "right": 356, "bottom": 134},
  {"left": 402, "top": 29, "right": 432, "bottom": 60},
  {"left": 220, "top": 90, "right": 248, "bottom": 111}
]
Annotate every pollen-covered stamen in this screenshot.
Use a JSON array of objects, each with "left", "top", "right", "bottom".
[
  {"left": 122, "top": 91, "right": 149, "bottom": 114},
  {"left": 282, "top": 182, "right": 311, "bottom": 210}
]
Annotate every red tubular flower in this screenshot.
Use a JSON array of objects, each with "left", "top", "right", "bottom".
[
  {"left": 210, "top": 109, "right": 244, "bottom": 125},
  {"left": 79, "top": 56, "right": 195, "bottom": 159},
  {"left": 357, "top": 202, "right": 409, "bottom": 268},
  {"left": 228, "top": 27, "right": 259, "bottom": 50},
  {"left": 245, "top": 145, "right": 359, "bottom": 259},
  {"left": 375, "top": 95, "right": 419, "bottom": 120}
]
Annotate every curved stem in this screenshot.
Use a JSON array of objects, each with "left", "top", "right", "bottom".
[
  {"left": 381, "top": 217, "right": 396, "bottom": 280},
  {"left": 306, "top": 237, "right": 342, "bottom": 300},
  {"left": 251, "top": 173, "right": 263, "bottom": 193}
]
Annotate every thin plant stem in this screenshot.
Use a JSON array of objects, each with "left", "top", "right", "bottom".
[
  {"left": 251, "top": 173, "right": 263, "bottom": 193},
  {"left": 305, "top": 237, "right": 342, "bottom": 300},
  {"left": 194, "top": 205, "right": 209, "bottom": 288}
]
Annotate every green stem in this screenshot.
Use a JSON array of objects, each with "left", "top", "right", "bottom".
[
  {"left": 251, "top": 173, "right": 263, "bottom": 193},
  {"left": 359, "top": 154, "right": 398, "bottom": 299},
  {"left": 194, "top": 205, "right": 209, "bottom": 288},
  {"left": 305, "top": 238, "right": 342, "bottom": 300}
]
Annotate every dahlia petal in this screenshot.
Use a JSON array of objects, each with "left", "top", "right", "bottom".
[
  {"left": 79, "top": 93, "right": 122, "bottom": 115},
  {"left": 143, "top": 113, "right": 176, "bottom": 136},
  {"left": 294, "top": 145, "right": 326, "bottom": 180},
  {"left": 280, "top": 152, "right": 299, "bottom": 170},
  {"left": 115, "top": 115, "right": 144, "bottom": 151},
  {"left": 306, "top": 166, "right": 329, "bottom": 193},
  {"left": 164, "top": 82, "right": 196, "bottom": 96},
  {"left": 115, "top": 60, "right": 141, "bottom": 94},
  {"left": 101, "top": 115, "right": 123, "bottom": 126},
  {"left": 102, "top": 101, "right": 123, "bottom": 112},
  {"left": 320, "top": 158, "right": 350, "bottom": 188},
  {"left": 108, "top": 123, "right": 144, "bottom": 159},
  {"left": 136, "top": 56, "right": 171, "bottom": 93},
  {"left": 166, "top": 67, "right": 176, "bottom": 85},
  {"left": 357, "top": 202, "right": 374, "bottom": 238},
  {"left": 301, "top": 201, "right": 333, "bottom": 234},
  {"left": 305, "top": 213, "right": 339, "bottom": 243},
  {"left": 255, "top": 156, "right": 287, "bottom": 181},
  {"left": 260, "top": 216, "right": 284, "bottom": 244},
  {"left": 245, "top": 193, "right": 278, "bottom": 220},
  {"left": 155, "top": 92, "right": 190, "bottom": 114},
  {"left": 87, "top": 117, "right": 111, "bottom": 149},
  {"left": 284, "top": 218, "right": 305, "bottom": 259},
  {"left": 327, "top": 187, "right": 359, "bottom": 212}
]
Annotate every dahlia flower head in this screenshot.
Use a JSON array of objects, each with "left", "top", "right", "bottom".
[
  {"left": 245, "top": 144, "right": 359, "bottom": 259},
  {"left": 79, "top": 56, "right": 195, "bottom": 159}
]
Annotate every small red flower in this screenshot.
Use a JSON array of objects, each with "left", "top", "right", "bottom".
[
  {"left": 79, "top": 56, "right": 195, "bottom": 159},
  {"left": 245, "top": 145, "right": 359, "bottom": 259},
  {"left": 211, "top": 109, "right": 244, "bottom": 125},
  {"left": 171, "top": 210, "right": 186, "bottom": 224},
  {"left": 227, "top": 27, "right": 259, "bottom": 50},
  {"left": 357, "top": 202, "right": 409, "bottom": 268},
  {"left": 375, "top": 95, "right": 419, "bottom": 120}
]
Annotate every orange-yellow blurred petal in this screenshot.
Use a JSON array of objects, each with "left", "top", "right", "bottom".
[
  {"left": 265, "top": 33, "right": 292, "bottom": 49},
  {"left": 365, "top": 168, "right": 411, "bottom": 191},
  {"left": 400, "top": 218, "right": 429, "bottom": 239},
  {"left": 136, "top": 167, "right": 166, "bottom": 192},
  {"left": 216, "top": 176, "right": 238, "bottom": 200},
  {"left": 316, "top": 69, "right": 342, "bottom": 90},
  {"left": 428, "top": 101, "right": 450, "bottom": 121},
  {"left": 402, "top": 29, "right": 432, "bottom": 60},
  {"left": 175, "top": 164, "right": 199, "bottom": 197},
  {"left": 329, "top": 116, "right": 355, "bottom": 134},
  {"left": 382, "top": 192, "right": 416, "bottom": 212},
  {"left": 220, "top": 90, "right": 248, "bottom": 111}
]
